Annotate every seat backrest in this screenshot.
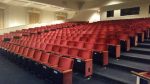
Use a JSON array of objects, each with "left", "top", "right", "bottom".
[
  {"left": 67, "top": 41, "right": 75, "bottom": 47},
  {"left": 45, "top": 44, "right": 53, "bottom": 52},
  {"left": 84, "top": 43, "right": 94, "bottom": 50},
  {"left": 22, "top": 47, "right": 29, "bottom": 57},
  {"left": 80, "top": 37, "right": 88, "bottom": 42},
  {"left": 49, "top": 40, "right": 55, "bottom": 44},
  {"left": 60, "top": 40, "right": 67, "bottom": 46},
  {"left": 96, "top": 38, "right": 107, "bottom": 44},
  {"left": 5, "top": 43, "right": 10, "bottom": 49},
  {"left": 14, "top": 45, "right": 20, "bottom": 54},
  {"left": 40, "top": 43, "right": 47, "bottom": 50},
  {"left": 35, "top": 42, "right": 41, "bottom": 49},
  {"left": 12, "top": 45, "right": 17, "bottom": 52},
  {"left": 59, "top": 46, "right": 69, "bottom": 55},
  {"left": 44, "top": 39, "right": 50, "bottom": 43},
  {"left": 18, "top": 46, "right": 24, "bottom": 54},
  {"left": 107, "top": 38, "right": 119, "bottom": 45},
  {"left": 94, "top": 44, "right": 107, "bottom": 51},
  {"left": 68, "top": 48, "right": 79, "bottom": 57},
  {"left": 58, "top": 57, "right": 73, "bottom": 70},
  {"left": 78, "top": 49, "right": 92, "bottom": 59},
  {"left": 98, "top": 34, "right": 107, "bottom": 39},
  {"left": 118, "top": 34, "right": 129, "bottom": 40},
  {"left": 48, "top": 54, "right": 60, "bottom": 66},
  {"left": 54, "top": 39, "right": 61, "bottom": 45},
  {"left": 87, "top": 38, "right": 96, "bottom": 43},
  {"left": 8, "top": 44, "right": 13, "bottom": 51},
  {"left": 75, "top": 42, "right": 84, "bottom": 48},
  {"left": 52, "top": 45, "right": 60, "bottom": 52},
  {"left": 26, "top": 41, "right": 32, "bottom": 47},
  {"left": 33, "top": 50, "right": 42, "bottom": 61},
  {"left": 27, "top": 48, "right": 35, "bottom": 58},
  {"left": 30, "top": 42, "right": 36, "bottom": 48},
  {"left": 40, "top": 52, "right": 50, "bottom": 63}
]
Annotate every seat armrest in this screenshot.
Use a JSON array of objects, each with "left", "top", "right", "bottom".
[
  {"left": 84, "top": 59, "right": 93, "bottom": 62},
  {"left": 62, "top": 69, "right": 72, "bottom": 74},
  {"left": 116, "top": 45, "right": 120, "bottom": 47}
]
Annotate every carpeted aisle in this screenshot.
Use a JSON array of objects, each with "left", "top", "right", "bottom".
[{"left": 0, "top": 54, "right": 50, "bottom": 84}]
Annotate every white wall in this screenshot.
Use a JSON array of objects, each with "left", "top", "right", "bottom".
[
  {"left": 4, "top": 5, "right": 27, "bottom": 28},
  {"left": 0, "top": 4, "right": 76, "bottom": 35},
  {"left": 40, "top": 11, "right": 55, "bottom": 24},
  {"left": 100, "top": 1, "right": 150, "bottom": 21},
  {"left": 69, "top": 10, "right": 100, "bottom": 22}
]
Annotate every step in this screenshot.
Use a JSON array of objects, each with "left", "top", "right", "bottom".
[
  {"left": 130, "top": 47, "right": 150, "bottom": 55},
  {"left": 73, "top": 73, "right": 116, "bottom": 84},
  {"left": 144, "top": 39, "right": 150, "bottom": 43},
  {"left": 121, "top": 52, "right": 150, "bottom": 64},
  {"left": 137, "top": 43, "right": 150, "bottom": 48},
  {"left": 93, "top": 65, "right": 136, "bottom": 84},
  {"left": 109, "top": 58, "right": 150, "bottom": 72}
]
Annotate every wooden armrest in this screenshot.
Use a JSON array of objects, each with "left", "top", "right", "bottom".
[
  {"left": 85, "top": 59, "right": 93, "bottom": 62},
  {"left": 103, "top": 51, "right": 108, "bottom": 53},
  {"left": 62, "top": 69, "right": 72, "bottom": 73},
  {"left": 108, "top": 44, "right": 115, "bottom": 46},
  {"left": 116, "top": 45, "right": 120, "bottom": 47},
  {"left": 45, "top": 64, "right": 57, "bottom": 68},
  {"left": 131, "top": 71, "right": 150, "bottom": 80}
]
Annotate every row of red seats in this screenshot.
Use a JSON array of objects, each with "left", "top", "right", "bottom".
[
  {"left": 0, "top": 42, "right": 73, "bottom": 84},
  {"left": 1, "top": 40, "right": 94, "bottom": 77},
  {"left": 1, "top": 22, "right": 79, "bottom": 40}
]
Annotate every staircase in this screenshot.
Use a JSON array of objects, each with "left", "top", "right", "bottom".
[{"left": 92, "top": 39, "right": 150, "bottom": 84}]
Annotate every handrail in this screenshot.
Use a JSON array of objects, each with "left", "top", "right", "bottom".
[{"left": 131, "top": 71, "right": 150, "bottom": 80}]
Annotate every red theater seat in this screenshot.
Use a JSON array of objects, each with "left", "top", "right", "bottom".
[
  {"left": 107, "top": 38, "right": 121, "bottom": 58},
  {"left": 52, "top": 45, "right": 60, "bottom": 53},
  {"left": 33, "top": 50, "right": 42, "bottom": 62},
  {"left": 27, "top": 48, "right": 35, "bottom": 59},
  {"left": 45, "top": 54, "right": 60, "bottom": 67},
  {"left": 45, "top": 44, "right": 53, "bottom": 52},
  {"left": 68, "top": 48, "right": 79, "bottom": 58},
  {"left": 59, "top": 46, "right": 69, "bottom": 56},
  {"left": 39, "top": 52, "right": 50, "bottom": 64},
  {"left": 93, "top": 44, "right": 108, "bottom": 66},
  {"left": 52, "top": 57, "right": 73, "bottom": 84},
  {"left": 117, "top": 33, "right": 130, "bottom": 51},
  {"left": 22, "top": 47, "right": 29, "bottom": 57},
  {"left": 83, "top": 43, "right": 94, "bottom": 50}
]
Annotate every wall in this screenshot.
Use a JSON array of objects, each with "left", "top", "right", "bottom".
[
  {"left": 4, "top": 5, "right": 27, "bottom": 28},
  {"left": 0, "top": 4, "right": 75, "bottom": 35},
  {"left": 69, "top": 10, "right": 100, "bottom": 22},
  {"left": 40, "top": 10, "right": 55, "bottom": 24},
  {"left": 100, "top": 1, "right": 150, "bottom": 21},
  {"left": 3, "top": 5, "right": 58, "bottom": 28}
]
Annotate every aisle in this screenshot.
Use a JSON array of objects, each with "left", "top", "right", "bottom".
[{"left": 0, "top": 54, "right": 49, "bottom": 84}]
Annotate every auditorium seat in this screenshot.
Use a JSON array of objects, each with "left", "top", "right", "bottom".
[
  {"left": 45, "top": 44, "right": 53, "bottom": 52},
  {"left": 107, "top": 38, "right": 121, "bottom": 58},
  {"left": 52, "top": 57, "right": 73, "bottom": 84},
  {"left": 52, "top": 45, "right": 60, "bottom": 53},
  {"left": 39, "top": 52, "right": 50, "bottom": 64},
  {"left": 117, "top": 33, "right": 130, "bottom": 51},
  {"left": 45, "top": 54, "right": 60, "bottom": 67},
  {"left": 59, "top": 46, "right": 69, "bottom": 56},
  {"left": 93, "top": 44, "right": 108, "bottom": 66}
]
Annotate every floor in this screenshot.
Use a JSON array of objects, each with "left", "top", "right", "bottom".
[{"left": 0, "top": 54, "right": 113, "bottom": 84}]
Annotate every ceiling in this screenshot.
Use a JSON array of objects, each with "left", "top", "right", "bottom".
[
  {"left": 0, "top": 0, "right": 70, "bottom": 12},
  {"left": 29, "top": 0, "right": 140, "bottom": 10},
  {"left": 0, "top": 0, "right": 145, "bottom": 11}
]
